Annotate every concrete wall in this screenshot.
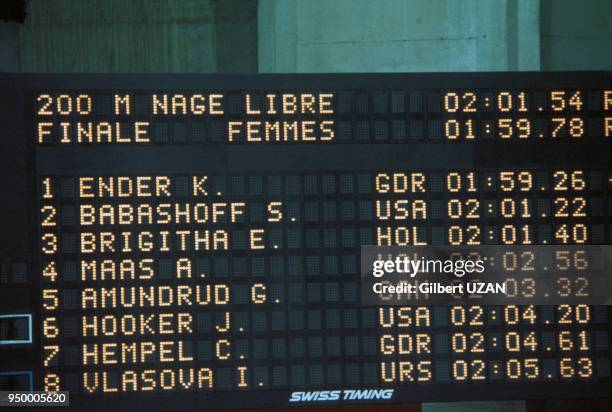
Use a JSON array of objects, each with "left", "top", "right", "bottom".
[
  {"left": 540, "top": 0, "right": 612, "bottom": 70},
  {"left": 258, "top": 0, "right": 612, "bottom": 73},
  {"left": 213, "top": 0, "right": 258, "bottom": 73},
  {"left": 3, "top": 0, "right": 610, "bottom": 73},
  {"left": 258, "top": 0, "right": 541, "bottom": 72}
]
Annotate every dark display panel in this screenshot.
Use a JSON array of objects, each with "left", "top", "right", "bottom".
[{"left": 0, "top": 72, "right": 611, "bottom": 411}]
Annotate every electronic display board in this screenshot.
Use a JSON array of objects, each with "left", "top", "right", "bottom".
[{"left": 0, "top": 72, "right": 611, "bottom": 410}]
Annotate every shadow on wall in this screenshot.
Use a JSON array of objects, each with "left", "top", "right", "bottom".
[
  {"left": 0, "top": 0, "right": 26, "bottom": 23},
  {"left": 540, "top": 0, "right": 612, "bottom": 70},
  {"left": 0, "top": 0, "right": 257, "bottom": 73}
]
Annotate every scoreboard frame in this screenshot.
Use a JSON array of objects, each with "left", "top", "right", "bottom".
[{"left": 0, "top": 72, "right": 610, "bottom": 411}]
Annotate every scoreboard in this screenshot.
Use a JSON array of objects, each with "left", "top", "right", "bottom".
[{"left": 0, "top": 72, "right": 611, "bottom": 410}]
